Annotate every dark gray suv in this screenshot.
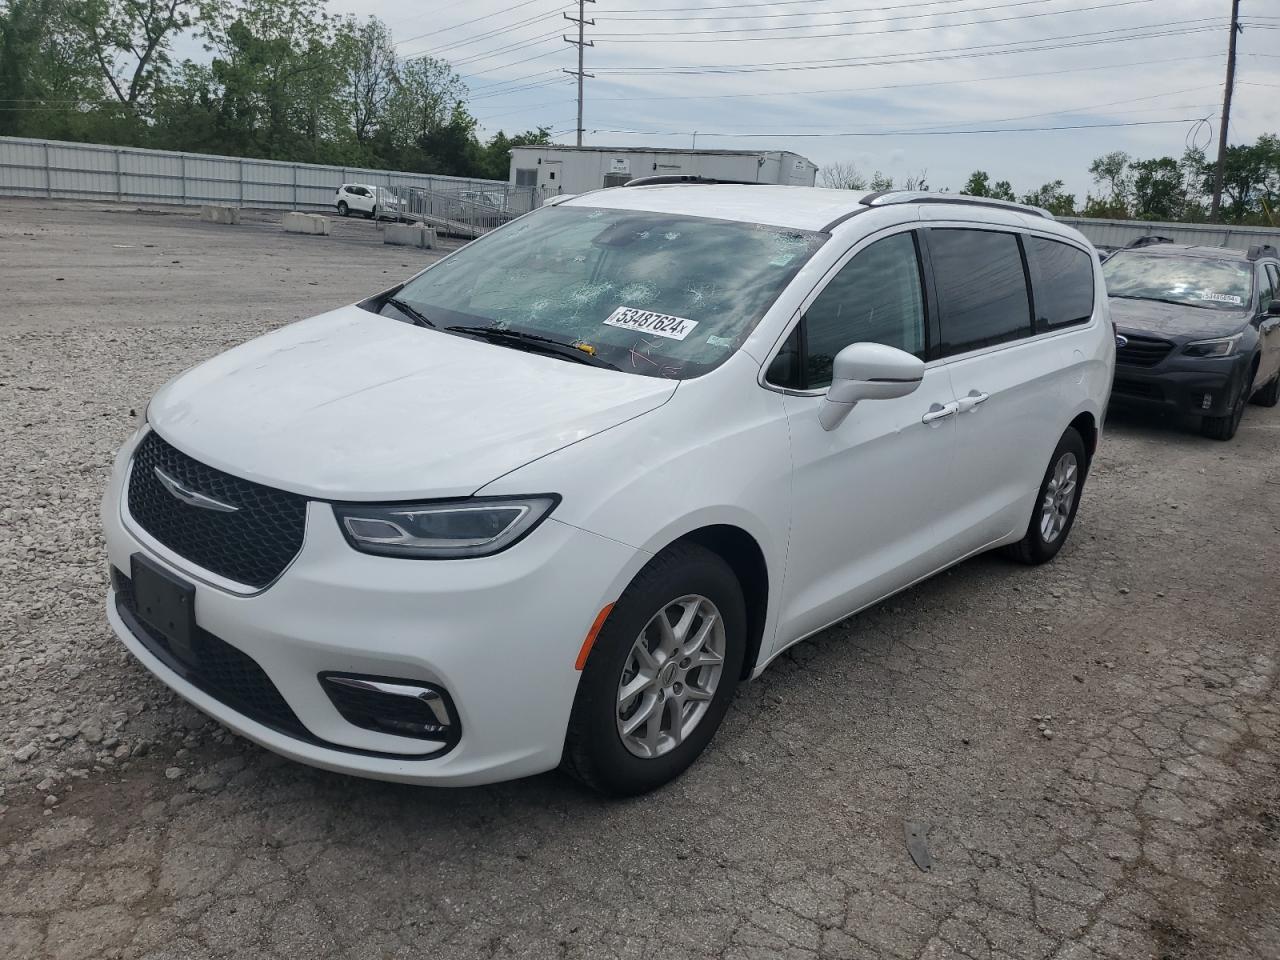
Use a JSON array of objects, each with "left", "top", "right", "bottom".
[{"left": 1104, "top": 240, "right": 1280, "bottom": 440}]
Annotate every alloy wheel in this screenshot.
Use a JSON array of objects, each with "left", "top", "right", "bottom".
[
  {"left": 616, "top": 595, "right": 726, "bottom": 759},
  {"left": 1039, "top": 451, "right": 1078, "bottom": 543}
]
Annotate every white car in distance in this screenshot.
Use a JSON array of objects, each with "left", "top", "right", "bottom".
[
  {"left": 335, "top": 183, "right": 385, "bottom": 219},
  {"left": 102, "top": 184, "right": 1114, "bottom": 795}
]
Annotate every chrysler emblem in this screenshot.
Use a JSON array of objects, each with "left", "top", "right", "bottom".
[
  {"left": 1115, "top": 334, "right": 1129, "bottom": 348},
  {"left": 153, "top": 466, "right": 240, "bottom": 513}
]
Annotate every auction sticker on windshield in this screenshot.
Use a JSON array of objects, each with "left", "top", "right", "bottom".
[{"left": 603, "top": 307, "right": 698, "bottom": 341}]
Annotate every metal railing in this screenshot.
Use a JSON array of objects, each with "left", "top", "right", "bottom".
[
  {"left": 380, "top": 183, "right": 548, "bottom": 237},
  {"left": 0, "top": 136, "right": 525, "bottom": 232}
]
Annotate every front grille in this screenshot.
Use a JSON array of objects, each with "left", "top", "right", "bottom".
[
  {"left": 127, "top": 431, "right": 307, "bottom": 588},
  {"left": 112, "top": 568, "right": 309, "bottom": 739},
  {"left": 1116, "top": 334, "right": 1174, "bottom": 367},
  {"left": 1112, "top": 380, "right": 1164, "bottom": 401}
]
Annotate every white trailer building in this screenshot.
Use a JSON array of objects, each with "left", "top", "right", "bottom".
[{"left": 508, "top": 145, "right": 818, "bottom": 196}]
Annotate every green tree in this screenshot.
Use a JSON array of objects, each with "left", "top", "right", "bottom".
[
  {"left": 1021, "top": 180, "right": 1075, "bottom": 217},
  {"left": 869, "top": 170, "right": 893, "bottom": 191},
  {"left": 1129, "top": 157, "right": 1182, "bottom": 220},
  {"left": 474, "top": 127, "right": 550, "bottom": 181},
  {"left": 336, "top": 16, "right": 396, "bottom": 149},
  {"left": 1088, "top": 151, "right": 1131, "bottom": 215}
]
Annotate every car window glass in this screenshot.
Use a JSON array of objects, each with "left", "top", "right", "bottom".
[
  {"left": 1261, "top": 265, "right": 1279, "bottom": 311},
  {"left": 766, "top": 325, "right": 803, "bottom": 389},
  {"left": 1102, "top": 251, "right": 1253, "bottom": 310},
  {"left": 803, "top": 232, "right": 926, "bottom": 388},
  {"left": 1025, "top": 236, "right": 1094, "bottom": 328},
  {"left": 929, "top": 229, "right": 1032, "bottom": 356},
  {"left": 394, "top": 205, "right": 826, "bottom": 380}
]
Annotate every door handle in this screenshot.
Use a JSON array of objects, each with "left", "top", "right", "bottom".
[
  {"left": 922, "top": 401, "right": 960, "bottom": 424},
  {"left": 957, "top": 391, "right": 990, "bottom": 413}
]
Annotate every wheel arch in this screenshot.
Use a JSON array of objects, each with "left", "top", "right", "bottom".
[
  {"left": 665, "top": 524, "right": 770, "bottom": 681},
  {"left": 1068, "top": 411, "right": 1098, "bottom": 464}
]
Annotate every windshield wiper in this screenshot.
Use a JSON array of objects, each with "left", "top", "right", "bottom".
[
  {"left": 446, "top": 325, "right": 620, "bottom": 370},
  {"left": 384, "top": 296, "right": 437, "bottom": 327},
  {"left": 1110, "top": 295, "right": 1212, "bottom": 309}
]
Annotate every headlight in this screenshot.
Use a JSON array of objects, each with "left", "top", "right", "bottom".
[
  {"left": 332, "top": 495, "right": 559, "bottom": 559},
  {"left": 1183, "top": 334, "right": 1241, "bottom": 358}
]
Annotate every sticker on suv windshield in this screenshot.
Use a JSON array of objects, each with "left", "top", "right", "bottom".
[
  {"left": 1196, "top": 292, "right": 1243, "bottom": 305},
  {"left": 603, "top": 306, "right": 698, "bottom": 341}
]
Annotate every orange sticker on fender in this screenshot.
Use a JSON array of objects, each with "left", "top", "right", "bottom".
[{"left": 603, "top": 306, "right": 698, "bottom": 341}]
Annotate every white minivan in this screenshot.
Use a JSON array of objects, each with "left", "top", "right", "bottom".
[{"left": 102, "top": 185, "right": 1114, "bottom": 795}]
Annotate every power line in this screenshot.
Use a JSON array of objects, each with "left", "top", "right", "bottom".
[
  {"left": 590, "top": 21, "right": 1224, "bottom": 75},
  {"left": 589, "top": 53, "right": 1224, "bottom": 103},
  {"left": 592, "top": 0, "right": 1159, "bottom": 39},
  {"left": 583, "top": 117, "right": 1209, "bottom": 139},
  {"left": 599, "top": 0, "right": 1087, "bottom": 21}
]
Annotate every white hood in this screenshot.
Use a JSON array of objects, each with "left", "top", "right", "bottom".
[{"left": 147, "top": 305, "right": 677, "bottom": 500}]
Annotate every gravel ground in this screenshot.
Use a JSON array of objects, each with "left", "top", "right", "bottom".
[{"left": 0, "top": 198, "right": 1277, "bottom": 960}]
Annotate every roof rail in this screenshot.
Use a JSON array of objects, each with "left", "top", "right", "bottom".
[
  {"left": 858, "top": 190, "right": 1053, "bottom": 220},
  {"left": 1126, "top": 235, "right": 1175, "bottom": 249},
  {"left": 1247, "top": 243, "right": 1279, "bottom": 261},
  {"left": 623, "top": 175, "right": 761, "bottom": 187}
]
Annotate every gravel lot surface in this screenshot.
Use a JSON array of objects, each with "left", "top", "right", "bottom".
[{"left": 1, "top": 198, "right": 1277, "bottom": 960}]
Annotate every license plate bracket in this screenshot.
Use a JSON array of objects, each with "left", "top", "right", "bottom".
[{"left": 130, "top": 553, "right": 197, "bottom": 664}]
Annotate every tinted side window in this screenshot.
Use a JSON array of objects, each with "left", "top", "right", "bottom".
[
  {"left": 929, "top": 229, "right": 1032, "bottom": 356},
  {"left": 802, "top": 232, "right": 927, "bottom": 388},
  {"left": 1261, "top": 264, "right": 1279, "bottom": 311},
  {"left": 1025, "top": 236, "right": 1095, "bottom": 328}
]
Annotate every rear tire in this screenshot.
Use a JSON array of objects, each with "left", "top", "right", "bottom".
[
  {"left": 1004, "top": 427, "right": 1087, "bottom": 565},
  {"left": 337, "top": 201, "right": 349, "bottom": 217},
  {"left": 1250, "top": 372, "right": 1279, "bottom": 408},
  {"left": 562, "top": 543, "right": 746, "bottom": 796}
]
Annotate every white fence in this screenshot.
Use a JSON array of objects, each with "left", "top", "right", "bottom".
[
  {"left": 0, "top": 136, "right": 532, "bottom": 217},
  {"left": 1057, "top": 216, "right": 1279, "bottom": 252}
]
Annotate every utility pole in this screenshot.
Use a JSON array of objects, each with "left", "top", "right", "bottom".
[
  {"left": 563, "top": 0, "right": 596, "bottom": 147},
  {"left": 1210, "top": 0, "right": 1242, "bottom": 221}
]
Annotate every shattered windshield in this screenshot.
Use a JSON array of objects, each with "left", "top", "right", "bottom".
[
  {"left": 394, "top": 205, "right": 826, "bottom": 379},
  {"left": 1103, "top": 252, "right": 1254, "bottom": 311}
]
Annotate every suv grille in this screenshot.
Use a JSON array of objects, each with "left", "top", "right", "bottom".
[
  {"left": 127, "top": 431, "right": 307, "bottom": 588},
  {"left": 112, "top": 568, "right": 309, "bottom": 739},
  {"left": 1116, "top": 334, "right": 1174, "bottom": 367}
]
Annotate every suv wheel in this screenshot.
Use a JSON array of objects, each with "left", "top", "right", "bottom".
[
  {"left": 562, "top": 543, "right": 746, "bottom": 796},
  {"left": 1005, "top": 427, "right": 1087, "bottom": 565},
  {"left": 1201, "top": 366, "right": 1254, "bottom": 441},
  {"left": 337, "top": 201, "right": 349, "bottom": 217}
]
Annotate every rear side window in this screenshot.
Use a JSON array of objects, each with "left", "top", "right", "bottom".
[
  {"left": 1025, "top": 236, "right": 1095, "bottom": 329},
  {"left": 803, "top": 232, "right": 927, "bottom": 387},
  {"left": 928, "top": 229, "right": 1032, "bottom": 356},
  {"left": 1262, "top": 264, "right": 1279, "bottom": 312}
]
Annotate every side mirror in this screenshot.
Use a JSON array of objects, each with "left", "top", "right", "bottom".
[{"left": 820, "top": 342, "right": 924, "bottom": 431}]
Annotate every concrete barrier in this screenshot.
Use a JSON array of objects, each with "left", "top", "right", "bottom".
[
  {"left": 383, "top": 223, "right": 438, "bottom": 249},
  {"left": 200, "top": 204, "right": 240, "bottom": 225},
  {"left": 283, "top": 212, "right": 330, "bottom": 236}
]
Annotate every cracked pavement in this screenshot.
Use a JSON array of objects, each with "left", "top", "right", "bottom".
[{"left": 1, "top": 200, "right": 1277, "bottom": 959}]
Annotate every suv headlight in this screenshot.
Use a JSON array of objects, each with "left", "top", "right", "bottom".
[
  {"left": 332, "top": 495, "right": 559, "bottom": 559},
  {"left": 1183, "top": 334, "right": 1241, "bottom": 358}
]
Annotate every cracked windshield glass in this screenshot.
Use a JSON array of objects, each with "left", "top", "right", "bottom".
[
  {"left": 395, "top": 205, "right": 826, "bottom": 379},
  {"left": 1102, "top": 252, "right": 1254, "bottom": 310}
]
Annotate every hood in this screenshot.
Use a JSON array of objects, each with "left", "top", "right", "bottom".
[
  {"left": 1108, "top": 296, "right": 1251, "bottom": 341},
  {"left": 147, "top": 305, "right": 677, "bottom": 500}
]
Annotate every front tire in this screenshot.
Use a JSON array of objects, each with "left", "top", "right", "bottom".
[
  {"left": 562, "top": 543, "right": 746, "bottom": 796},
  {"left": 1005, "top": 427, "right": 1087, "bottom": 565},
  {"left": 1201, "top": 365, "right": 1253, "bottom": 441}
]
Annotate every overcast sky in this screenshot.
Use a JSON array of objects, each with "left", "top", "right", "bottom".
[{"left": 323, "top": 0, "right": 1277, "bottom": 197}]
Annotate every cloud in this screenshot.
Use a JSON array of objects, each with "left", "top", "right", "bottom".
[{"left": 334, "top": 0, "right": 1276, "bottom": 196}]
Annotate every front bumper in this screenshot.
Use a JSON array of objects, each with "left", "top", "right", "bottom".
[
  {"left": 101, "top": 432, "right": 644, "bottom": 786},
  {"left": 1110, "top": 352, "right": 1251, "bottom": 418}
]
